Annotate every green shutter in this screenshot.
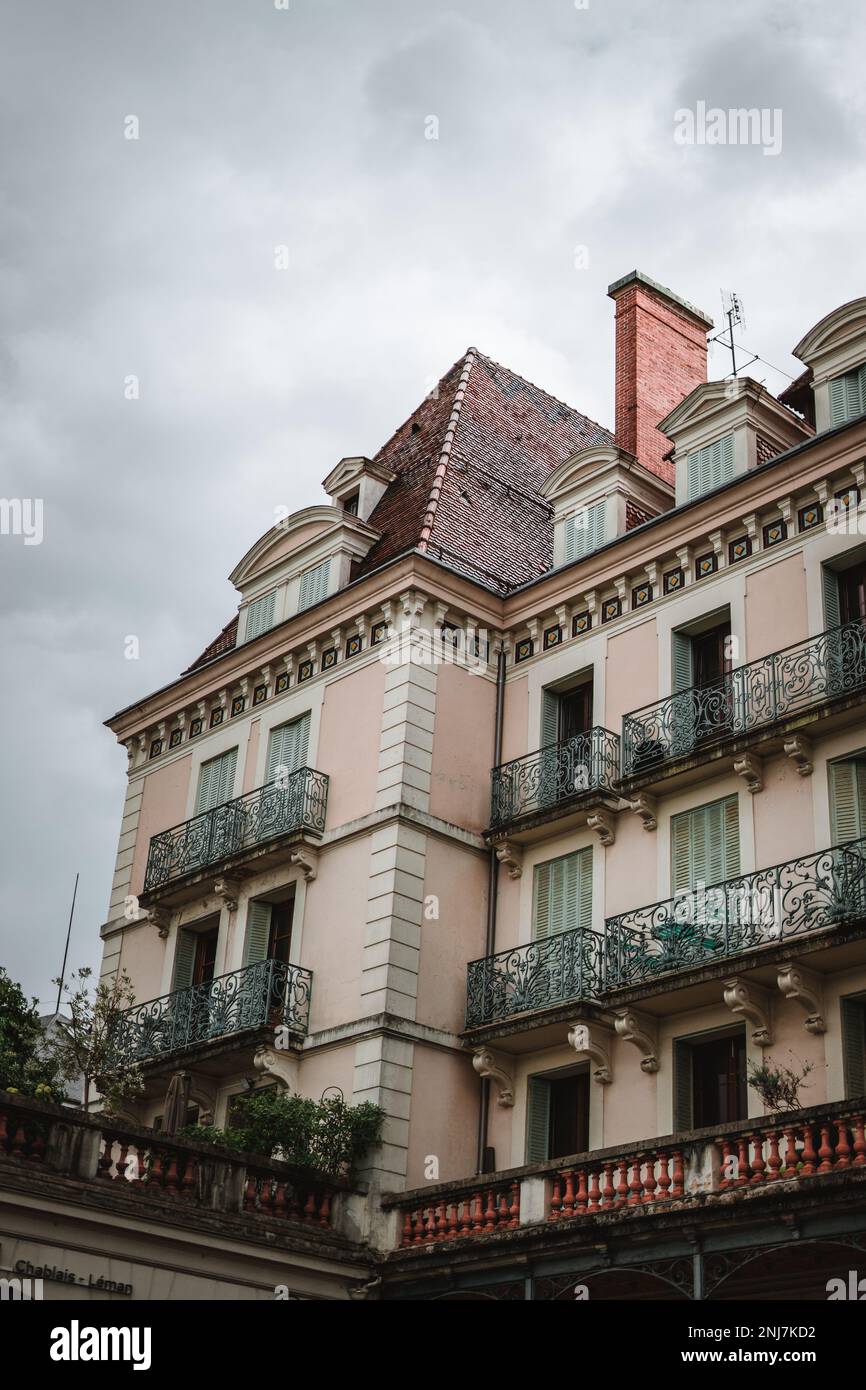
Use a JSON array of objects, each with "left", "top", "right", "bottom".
[
  {"left": 686, "top": 433, "right": 735, "bottom": 500},
  {"left": 673, "top": 1040, "right": 694, "bottom": 1131},
  {"left": 829, "top": 365, "right": 866, "bottom": 427},
  {"left": 671, "top": 796, "right": 739, "bottom": 893},
  {"left": 671, "top": 630, "right": 694, "bottom": 693},
  {"left": 243, "top": 900, "right": 273, "bottom": 966},
  {"left": 563, "top": 515, "right": 578, "bottom": 563},
  {"left": 671, "top": 810, "right": 694, "bottom": 895},
  {"left": 823, "top": 566, "right": 841, "bottom": 630},
  {"left": 245, "top": 590, "right": 276, "bottom": 641},
  {"left": 173, "top": 929, "right": 197, "bottom": 990},
  {"left": 841, "top": 997, "right": 866, "bottom": 1099},
  {"left": 532, "top": 848, "right": 592, "bottom": 940},
  {"left": 525, "top": 1077, "right": 551, "bottom": 1163},
  {"left": 541, "top": 689, "right": 560, "bottom": 747},
  {"left": 298, "top": 559, "right": 331, "bottom": 612},
  {"left": 195, "top": 748, "right": 238, "bottom": 814},
  {"left": 564, "top": 500, "right": 607, "bottom": 562},
  {"left": 829, "top": 759, "right": 866, "bottom": 843},
  {"left": 266, "top": 714, "right": 311, "bottom": 783}
]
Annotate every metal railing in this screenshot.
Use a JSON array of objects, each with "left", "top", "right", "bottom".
[
  {"left": 111, "top": 958, "right": 313, "bottom": 1064},
  {"left": 465, "top": 927, "right": 604, "bottom": 1027},
  {"left": 622, "top": 618, "right": 866, "bottom": 776},
  {"left": 604, "top": 835, "right": 866, "bottom": 989},
  {"left": 490, "top": 727, "right": 620, "bottom": 830},
  {"left": 144, "top": 768, "right": 329, "bottom": 890}
]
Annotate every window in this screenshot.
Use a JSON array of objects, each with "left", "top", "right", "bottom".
[
  {"left": 829, "top": 363, "right": 866, "bottom": 427},
  {"left": 670, "top": 615, "right": 733, "bottom": 753},
  {"left": 841, "top": 995, "right": 866, "bottom": 1099},
  {"left": 173, "top": 922, "right": 219, "bottom": 990},
  {"left": 194, "top": 748, "right": 238, "bottom": 814},
  {"left": 686, "top": 432, "right": 735, "bottom": 501},
  {"left": 672, "top": 618, "right": 731, "bottom": 694},
  {"left": 829, "top": 758, "right": 866, "bottom": 843},
  {"left": 245, "top": 590, "right": 277, "bottom": 641},
  {"left": 525, "top": 1070, "right": 590, "bottom": 1163},
  {"left": 243, "top": 894, "right": 295, "bottom": 966},
  {"left": 674, "top": 1028, "right": 747, "bottom": 1130},
  {"left": 343, "top": 492, "right": 359, "bottom": 516},
  {"left": 563, "top": 499, "right": 607, "bottom": 563},
  {"left": 297, "top": 558, "right": 331, "bottom": 612},
  {"left": 541, "top": 680, "right": 593, "bottom": 747},
  {"left": 532, "top": 848, "right": 593, "bottom": 940},
  {"left": 266, "top": 714, "right": 310, "bottom": 783},
  {"left": 671, "top": 795, "right": 740, "bottom": 895}
]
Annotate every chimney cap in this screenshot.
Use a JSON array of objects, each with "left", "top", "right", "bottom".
[{"left": 607, "top": 269, "right": 714, "bottom": 329}]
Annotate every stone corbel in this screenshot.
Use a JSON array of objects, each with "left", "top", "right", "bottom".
[
  {"left": 330, "top": 628, "right": 342, "bottom": 659},
  {"left": 733, "top": 753, "right": 763, "bottom": 794},
  {"left": 567, "top": 1022, "right": 613, "bottom": 1084},
  {"left": 644, "top": 561, "right": 659, "bottom": 593},
  {"left": 280, "top": 653, "right": 294, "bottom": 687},
  {"left": 495, "top": 840, "right": 523, "bottom": 879},
  {"left": 214, "top": 877, "right": 243, "bottom": 913},
  {"left": 472, "top": 1048, "right": 515, "bottom": 1107},
  {"left": 723, "top": 978, "right": 773, "bottom": 1046},
  {"left": 354, "top": 613, "right": 368, "bottom": 645},
  {"left": 614, "top": 576, "right": 629, "bottom": 615},
  {"left": 814, "top": 479, "right": 830, "bottom": 510},
  {"left": 629, "top": 793, "right": 658, "bottom": 831},
  {"left": 784, "top": 735, "right": 813, "bottom": 777},
  {"left": 676, "top": 544, "right": 692, "bottom": 585},
  {"left": 587, "top": 810, "right": 616, "bottom": 846},
  {"left": 147, "top": 907, "right": 171, "bottom": 939},
  {"left": 289, "top": 846, "right": 319, "bottom": 882},
  {"left": 778, "top": 495, "right": 794, "bottom": 528},
  {"left": 708, "top": 529, "right": 726, "bottom": 570},
  {"left": 555, "top": 602, "right": 571, "bottom": 635},
  {"left": 399, "top": 589, "right": 428, "bottom": 626},
  {"left": 741, "top": 512, "right": 760, "bottom": 552},
  {"left": 613, "top": 1009, "right": 659, "bottom": 1074},
  {"left": 307, "top": 640, "right": 318, "bottom": 668},
  {"left": 195, "top": 699, "right": 207, "bottom": 724},
  {"left": 581, "top": 590, "right": 599, "bottom": 623},
  {"left": 776, "top": 962, "right": 826, "bottom": 1034},
  {"left": 254, "top": 1045, "right": 300, "bottom": 1091},
  {"left": 124, "top": 739, "right": 136, "bottom": 770}
]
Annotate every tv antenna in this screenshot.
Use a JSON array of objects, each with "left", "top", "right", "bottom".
[{"left": 710, "top": 290, "right": 757, "bottom": 378}]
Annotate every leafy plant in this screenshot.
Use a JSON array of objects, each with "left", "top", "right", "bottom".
[
  {"left": 747, "top": 1053, "right": 814, "bottom": 1114},
  {"left": 46, "top": 967, "right": 144, "bottom": 1112},
  {"left": 178, "top": 1090, "right": 383, "bottom": 1176},
  {"left": 0, "top": 968, "right": 65, "bottom": 1101}
]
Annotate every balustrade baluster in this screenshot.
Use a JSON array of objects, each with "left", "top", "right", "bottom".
[
  {"left": 671, "top": 1150, "right": 685, "bottom": 1199},
  {"left": 834, "top": 1120, "right": 852, "bottom": 1168},
  {"left": 851, "top": 1116, "right": 866, "bottom": 1167},
  {"left": 642, "top": 1156, "right": 657, "bottom": 1204},
  {"left": 765, "top": 1130, "right": 782, "bottom": 1181},
  {"left": 749, "top": 1134, "right": 766, "bottom": 1185},
  {"left": 657, "top": 1153, "right": 671, "bottom": 1202},
  {"left": 800, "top": 1124, "right": 817, "bottom": 1176},
  {"left": 817, "top": 1124, "right": 835, "bottom": 1173}
]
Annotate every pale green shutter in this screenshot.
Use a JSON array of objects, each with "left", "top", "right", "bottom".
[
  {"left": 565, "top": 501, "right": 607, "bottom": 562},
  {"left": 829, "top": 366, "right": 866, "bottom": 427},
  {"left": 672, "top": 630, "right": 694, "bottom": 692},
  {"left": 542, "top": 689, "right": 560, "bottom": 747},
  {"left": 245, "top": 590, "right": 276, "bottom": 641},
  {"left": 266, "top": 714, "right": 311, "bottom": 783},
  {"left": 533, "top": 849, "right": 592, "bottom": 939},
  {"left": 195, "top": 748, "right": 238, "bottom": 814},
  {"left": 588, "top": 499, "right": 608, "bottom": 551},
  {"left": 243, "top": 900, "right": 273, "bottom": 966},
  {"left": 722, "top": 796, "right": 740, "bottom": 879},
  {"left": 298, "top": 559, "right": 331, "bottom": 612},
  {"left": 686, "top": 433, "right": 735, "bottom": 500},
  {"left": 671, "top": 811, "right": 693, "bottom": 894},
  {"left": 525, "top": 1077, "right": 551, "bottom": 1164},
  {"left": 173, "top": 929, "right": 197, "bottom": 990},
  {"left": 823, "top": 566, "right": 841, "bottom": 630},
  {"left": 829, "top": 760, "right": 866, "bottom": 843},
  {"left": 672, "top": 796, "right": 739, "bottom": 892},
  {"left": 673, "top": 1040, "right": 694, "bottom": 1131},
  {"left": 563, "top": 515, "right": 578, "bottom": 563},
  {"left": 841, "top": 997, "right": 866, "bottom": 1099}
]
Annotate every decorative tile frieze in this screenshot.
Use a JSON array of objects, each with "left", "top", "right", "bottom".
[
  {"left": 572, "top": 609, "right": 591, "bottom": 636},
  {"left": 631, "top": 581, "right": 653, "bottom": 608},
  {"left": 695, "top": 551, "right": 717, "bottom": 580},
  {"left": 515, "top": 636, "right": 533, "bottom": 662},
  {"left": 762, "top": 518, "right": 787, "bottom": 547},
  {"left": 798, "top": 502, "right": 822, "bottom": 532},
  {"left": 543, "top": 623, "right": 562, "bottom": 650},
  {"left": 663, "top": 567, "right": 684, "bottom": 594},
  {"left": 728, "top": 535, "right": 752, "bottom": 564}
]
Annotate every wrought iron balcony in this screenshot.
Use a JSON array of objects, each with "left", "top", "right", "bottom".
[
  {"left": 489, "top": 727, "right": 620, "bottom": 832},
  {"left": 622, "top": 617, "right": 866, "bottom": 778},
  {"left": 604, "top": 835, "right": 866, "bottom": 989},
  {"left": 466, "top": 927, "right": 604, "bottom": 1028},
  {"left": 111, "top": 958, "right": 313, "bottom": 1065},
  {"left": 143, "top": 768, "right": 328, "bottom": 892}
]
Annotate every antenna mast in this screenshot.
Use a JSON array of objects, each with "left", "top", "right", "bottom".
[{"left": 54, "top": 871, "right": 79, "bottom": 1015}]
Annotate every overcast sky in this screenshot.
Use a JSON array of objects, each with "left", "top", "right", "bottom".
[{"left": 1, "top": 0, "right": 864, "bottom": 1006}]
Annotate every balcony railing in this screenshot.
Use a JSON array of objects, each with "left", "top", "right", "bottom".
[
  {"left": 622, "top": 617, "right": 866, "bottom": 777},
  {"left": 466, "top": 927, "right": 604, "bottom": 1028},
  {"left": 490, "top": 727, "right": 620, "bottom": 831},
  {"left": 605, "top": 835, "right": 866, "bottom": 989},
  {"left": 112, "top": 958, "right": 313, "bottom": 1064},
  {"left": 144, "top": 768, "right": 329, "bottom": 891}
]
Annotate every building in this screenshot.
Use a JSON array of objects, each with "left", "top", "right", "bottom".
[{"left": 7, "top": 272, "right": 866, "bottom": 1301}]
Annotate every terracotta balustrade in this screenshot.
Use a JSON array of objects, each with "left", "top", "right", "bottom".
[
  {"left": 243, "top": 1170, "right": 335, "bottom": 1227},
  {"left": 398, "top": 1180, "right": 520, "bottom": 1247},
  {"left": 0, "top": 1105, "right": 46, "bottom": 1163}
]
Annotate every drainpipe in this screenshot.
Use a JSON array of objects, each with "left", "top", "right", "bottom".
[{"left": 476, "top": 641, "right": 507, "bottom": 1173}]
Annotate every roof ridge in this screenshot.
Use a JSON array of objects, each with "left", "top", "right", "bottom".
[
  {"left": 472, "top": 348, "right": 612, "bottom": 440},
  {"left": 416, "top": 347, "right": 477, "bottom": 553},
  {"left": 371, "top": 348, "right": 474, "bottom": 468}
]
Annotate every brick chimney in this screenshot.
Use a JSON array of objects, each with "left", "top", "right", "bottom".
[{"left": 608, "top": 271, "right": 713, "bottom": 485}]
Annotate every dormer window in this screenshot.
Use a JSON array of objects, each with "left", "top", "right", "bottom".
[
  {"left": 686, "top": 432, "right": 735, "bottom": 501},
  {"left": 343, "top": 491, "right": 360, "bottom": 516},
  {"left": 829, "top": 363, "right": 866, "bottom": 427},
  {"left": 564, "top": 498, "right": 608, "bottom": 562},
  {"left": 244, "top": 590, "right": 277, "bottom": 641},
  {"left": 297, "top": 558, "right": 331, "bottom": 612}
]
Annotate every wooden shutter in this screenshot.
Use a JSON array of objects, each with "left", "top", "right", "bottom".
[
  {"left": 841, "top": 997, "right": 866, "bottom": 1099},
  {"left": 673, "top": 1040, "right": 694, "bottom": 1131},
  {"left": 525, "top": 1076, "right": 551, "bottom": 1163},
  {"left": 686, "top": 433, "right": 735, "bottom": 500},
  {"left": 532, "top": 849, "right": 592, "bottom": 939},
  {"left": 829, "top": 366, "right": 866, "bottom": 427},
  {"left": 671, "top": 796, "right": 739, "bottom": 892},
  {"left": 245, "top": 590, "right": 276, "bottom": 641},
  {"left": 822, "top": 566, "right": 841, "bottom": 630},
  {"left": 564, "top": 500, "right": 607, "bottom": 562},
  {"left": 195, "top": 748, "right": 238, "bottom": 814},
  {"left": 243, "top": 900, "right": 273, "bottom": 966},
  {"left": 541, "top": 689, "right": 560, "bottom": 747},
  {"left": 173, "top": 929, "right": 197, "bottom": 990},
  {"left": 298, "top": 559, "right": 331, "bottom": 612},
  {"left": 671, "top": 629, "right": 694, "bottom": 693},
  {"left": 829, "top": 759, "right": 866, "bottom": 843},
  {"left": 266, "top": 714, "right": 311, "bottom": 783}
]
